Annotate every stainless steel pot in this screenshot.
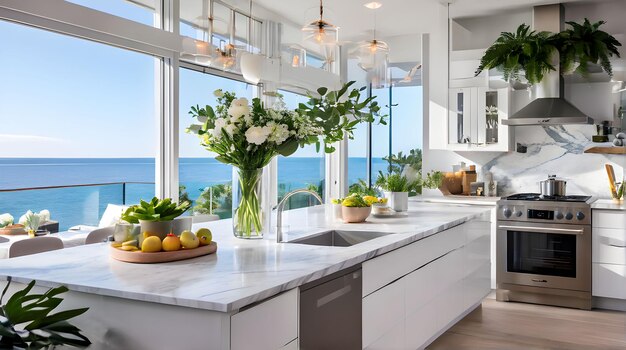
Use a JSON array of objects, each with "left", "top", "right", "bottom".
[{"left": 540, "top": 175, "right": 567, "bottom": 197}]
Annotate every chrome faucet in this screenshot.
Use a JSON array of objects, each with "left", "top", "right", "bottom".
[{"left": 276, "top": 189, "right": 323, "bottom": 243}]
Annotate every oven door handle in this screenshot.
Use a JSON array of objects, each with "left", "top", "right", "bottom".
[{"left": 497, "top": 225, "right": 584, "bottom": 235}]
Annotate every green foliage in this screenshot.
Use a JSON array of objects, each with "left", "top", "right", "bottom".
[
  {"left": 341, "top": 194, "right": 370, "bottom": 208},
  {"left": 375, "top": 172, "right": 421, "bottom": 193},
  {"left": 121, "top": 197, "right": 191, "bottom": 223},
  {"left": 557, "top": 18, "right": 621, "bottom": 77},
  {"left": 179, "top": 185, "right": 191, "bottom": 207},
  {"left": 383, "top": 148, "right": 422, "bottom": 174},
  {"left": 423, "top": 171, "right": 445, "bottom": 190},
  {"left": 348, "top": 179, "right": 378, "bottom": 197},
  {"left": 187, "top": 81, "right": 387, "bottom": 171},
  {"left": 475, "top": 24, "right": 558, "bottom": 85},
  {"left": 0, "top": 279, "right": 91, "bottom": 349},
  {"left": 193, "top": 184, "right": 232, "bottom": 215}
]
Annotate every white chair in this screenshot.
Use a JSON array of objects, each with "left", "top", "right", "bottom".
[
  {"left": 85, "top": 226, "right": 115, "bottom": 244},
  {"left": 8, "top": 237, "right": 64, "bottom": 258}
]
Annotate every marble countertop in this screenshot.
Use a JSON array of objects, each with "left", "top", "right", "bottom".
[
  {"left": 0, "top": 202, "right": 491, "bottom": 313},
  {"left": 591, "top": 199, "right": 626, "bottom": 211},
  {"left": 412, "top": 195, "right": 499, "bottom": 206}
]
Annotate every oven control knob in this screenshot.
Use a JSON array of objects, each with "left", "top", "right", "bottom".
[
  {"left": 576, "top": 212, "right": 585, "bottom": 221},
  {"left": 515, "top": 210, "right": 523, "bottom": 217},
  {"left": 503, "top": 208, "right": 512, "bottom": 218},
  {"left": 555, "top": 211, "right": 564, "bottom": 220},
  {"left": 565, "top": 212, "right": 574, "bottom": 220}
]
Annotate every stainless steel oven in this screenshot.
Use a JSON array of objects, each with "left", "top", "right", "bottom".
[{"left": 496, "top": 194, "right": 592, "bottom": 309}]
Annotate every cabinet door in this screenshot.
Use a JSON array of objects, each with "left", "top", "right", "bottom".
[
  {"left": 593, "top": 227, "right": 626, "bottom": 265},
  {"left": 363, "top": 279, "right": 405, "bottom": 349},
  {"left": 231, "top": 289, "right": 298, "bottom": 350},
  {"left": 593, "top": 263, "right": 626, "bottom": 299},
  {"left": 448, "top": 88, "right": 472, "bottom": 144}
]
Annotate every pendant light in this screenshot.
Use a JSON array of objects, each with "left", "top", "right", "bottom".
[
  {"left": 302, "top": 0, "right": 339, "bottom": 47},
  {"left": 216, "top": 9, "right": 238, "bottom": 71},
  {"left": 353, "top": 3, "right": 389, "bottom": 87},
  {"left": 181, "top": 0, "right": 217, "bottom": 65}
]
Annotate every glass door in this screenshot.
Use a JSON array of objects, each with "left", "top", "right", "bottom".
[{"left": 507, "top": 230, "right": 577, "bottom": 278}]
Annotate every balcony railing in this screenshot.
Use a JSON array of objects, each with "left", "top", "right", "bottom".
[{"left": 0, "top": 182, "right": 155, "bottom": 231}]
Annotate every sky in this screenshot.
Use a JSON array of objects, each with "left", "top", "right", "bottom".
[{"left": 0, "top": 0, "right": 423, "bottom": 159}]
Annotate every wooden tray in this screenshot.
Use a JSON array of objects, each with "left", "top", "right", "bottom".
[
  {"left": 110, "top": 242, "right": 217, "bottom": 264},
  {"left": 0, "top": 227, "right": 27, "bottom": 235}
]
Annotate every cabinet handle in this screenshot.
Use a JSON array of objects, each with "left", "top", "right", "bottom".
[{"left": 531, "top": 279, "right": 548, "bottom": 283}]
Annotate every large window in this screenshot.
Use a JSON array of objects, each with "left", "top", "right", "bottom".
[
  {"left": 277, "top": 90, "right": 325, "bottom": 209},
  {"left": 346, "top": 61, "right": 424, "bottom": 192},
  {"left": 178, "top": 68, "right": 254, "bottom": 219},
  {"left": 0, "top": 21, "right": 157, "bottom": 230},
  {"left": 66, "top": 0, "right": 158, "bottom": 27}
]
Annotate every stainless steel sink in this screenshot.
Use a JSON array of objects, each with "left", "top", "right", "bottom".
[{"left": 286, "top": 230, "right": 392, "bottom": 247}]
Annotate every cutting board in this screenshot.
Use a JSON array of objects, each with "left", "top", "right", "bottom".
[
  {"left": 110, "top": 242, "right": 217, "bottom": 264},
  {"left": 606, "top": 164, "right": 618, "bottom": 197}
]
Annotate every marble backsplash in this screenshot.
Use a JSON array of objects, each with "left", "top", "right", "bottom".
[{"left": 478, "top": 125, "right": 626, "bottom": 198}]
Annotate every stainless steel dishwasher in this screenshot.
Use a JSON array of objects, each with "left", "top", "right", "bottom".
[{"left": 300, "top": 265, "right": 362, "bottom": 350}]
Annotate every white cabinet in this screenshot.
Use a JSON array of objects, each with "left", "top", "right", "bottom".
[
  {"left": 592, "top": 210, "right": 626, "bottom": 300},
  {"left": 362, "top": 219, "right": 491, "bottom": 350},
  {"left": 231, "top": 289, "right": 298, "bottom": 350},
  {"left": 447, "top": 87, "right": 511, "bottom": 151}
]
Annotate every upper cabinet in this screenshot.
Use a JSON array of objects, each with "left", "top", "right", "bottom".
[
  {"left": 445, "top": 47, "right": 514, "bottom": 152},
  {"left": 448, "top": 86, "right": 510, "bottom": 151}
]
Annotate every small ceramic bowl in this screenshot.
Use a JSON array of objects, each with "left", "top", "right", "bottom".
[{"left": 341, "top": 206, "right": 372, "bottom": 223}]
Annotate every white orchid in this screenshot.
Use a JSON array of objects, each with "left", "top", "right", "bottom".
[
  {"left": 38, "top": 209, "right": 50, "bottom": 222},
  {"left": 223, "top": 123, "right": 238, "bottom": 136},
  {"left": 245, "top": 126, "right": 271, "bottom": 145},
  {"left": 0, "top": 213, "right": 13, "bottom": 228}
]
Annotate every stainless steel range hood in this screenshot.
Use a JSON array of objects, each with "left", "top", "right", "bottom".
[{"left": 503, "top": 5, "right": 594, "bottom": 126}]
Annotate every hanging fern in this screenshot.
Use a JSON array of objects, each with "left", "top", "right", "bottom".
[
  {"left": 475, "top": 24, "right": 558, "bottom": 85},
  {"left": 557, "top": 18, "right": 622, "bottom": 77}
]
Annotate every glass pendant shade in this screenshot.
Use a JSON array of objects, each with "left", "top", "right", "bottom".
[
  {"left": 354, "top": 39, "right": 389, "bottom": 71},
  {"left": 302, "top": 0, "right": 338, "bottom": 47},
  {"left": 302, "top": 20, "right": 339, "bottom": 46}
]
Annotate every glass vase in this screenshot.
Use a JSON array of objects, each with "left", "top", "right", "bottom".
[{"left": 232, "top": 168, "right": 265, "bottom": 239}]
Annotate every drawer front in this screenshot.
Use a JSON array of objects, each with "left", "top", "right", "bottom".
[
  {"left": 593, "top": 263, "right": 626, "bottom": 299},
  {"left": 363, "top": 279, "right": 405, "bottom": 348},
  {"left": 231, "top": 289, "right": 298, "bottom": 350},
  {"left": 363, "top": 224, "right": 464, "bottom": 296},
  {"left": 593, "top": 228, "right": 626, "bottom": 265},
  {"left": 593, "top": 210, "right": 626, "bottom": 229}
]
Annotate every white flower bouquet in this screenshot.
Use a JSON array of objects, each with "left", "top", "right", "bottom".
[{"left": 187, "top": 82, "right": 385, "bottom": 238}]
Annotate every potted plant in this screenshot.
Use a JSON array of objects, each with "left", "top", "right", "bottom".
[
  {"left": 340, "top": 194, "right": 373, "bottom": 223},
  {"left": 375, "top": 172, "right": 420, "bottom": 212},
  {"left": 0, "top": 279, "right": 91, "bottom": 348},
  {"left": 475, "top": 24, "right": 558, "bottom": 85},
  {"left": 557, "top": 18, "right": 621, "bottom": 77},
  {"left": 187, "top": 82, "right": 385, "bottom": 239},
  {"left": 121, "top": 197, "right": 191, "bottom": 244}
]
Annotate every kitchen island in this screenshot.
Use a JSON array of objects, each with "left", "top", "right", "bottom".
[{"left": 0, "top": 202, "right": 491, "bottom": 350}]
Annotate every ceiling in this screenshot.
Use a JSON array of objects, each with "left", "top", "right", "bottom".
[{"left": 245, "top": 0, "right": 618, "bottom": 42}]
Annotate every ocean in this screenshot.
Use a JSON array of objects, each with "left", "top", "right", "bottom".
[{"left": 0, "top": 157, "right": 388, "bottom": 230}]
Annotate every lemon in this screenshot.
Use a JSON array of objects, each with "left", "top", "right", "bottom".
[
  {"left": 196, "top": 228, "right": 213, "bottom": 246},
  {"left": 180, "top": 230, "right": 199, "bottom": 249},
  {"left": 120, "top": 246, "right": 139, "bottom": 252},
  {"left": 141, "top": 236, "right": 162, "bottom": 252},
  {"left": 122, "top": 239, "right": 138, "bottom": 247}
]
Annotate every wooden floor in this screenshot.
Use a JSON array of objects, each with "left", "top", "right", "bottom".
[{"left": 428, "top": 294, "right": 626, "bottom": 350}]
